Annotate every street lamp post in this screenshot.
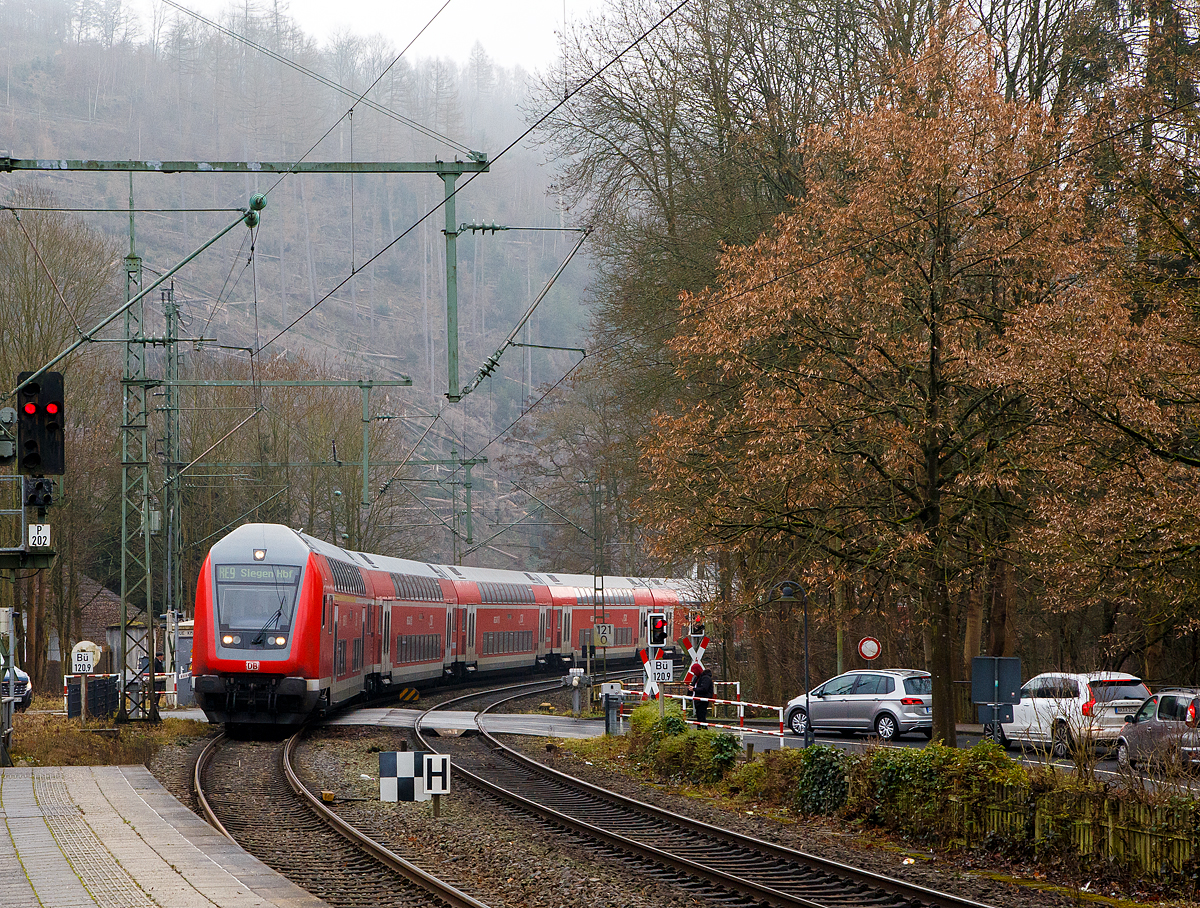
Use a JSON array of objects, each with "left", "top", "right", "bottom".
[{"left": 773, "top": 580, "right": 813, "bottom": 747}]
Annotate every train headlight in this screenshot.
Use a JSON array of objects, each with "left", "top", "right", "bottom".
[
  {"left": 221, "top": 634, "right": 241, "bottom": 645},
  {"left": 253, "top": 549, "right": 267, "bottom": 561},
  {"left": 273, "top": 636, "right": 287, "bottom": 646}
]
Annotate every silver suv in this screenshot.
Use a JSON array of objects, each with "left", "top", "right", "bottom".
[{"left": 785, "top": 669, "right": 932, "bottom": 740}]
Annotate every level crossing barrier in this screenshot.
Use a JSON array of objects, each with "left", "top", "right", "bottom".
[{"left": 606, "top": 681, "right": 791, "bottom": 740}]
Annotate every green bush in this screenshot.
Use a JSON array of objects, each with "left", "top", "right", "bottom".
[
  {"left": 843, "top": 739, "right": 1027, "bottom": 843},
  {"left": 652, "top": 728, "right": 741, "bottom": 783},
  {"left": 629, "top": 700, "right": 687, "bottom": 750},
  {"left": 726, "top": 745, "right": 848, "bottom": 815},
  {"left": 627, "top": 701, "right": 739, "bottom": 783}
]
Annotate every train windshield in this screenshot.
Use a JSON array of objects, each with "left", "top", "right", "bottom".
[{"left": 214, "top": 564, "right": 303, "bottom": 632}]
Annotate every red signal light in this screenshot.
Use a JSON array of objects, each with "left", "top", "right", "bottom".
[
  {"left": 23, "top": 402, "right": 36, "bottom": 415},
  {"left": 46, "top": 402, "right": 59, "bottom": 415}
]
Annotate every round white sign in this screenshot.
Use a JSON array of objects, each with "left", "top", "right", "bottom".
[{"left": 858, "top": 636, "right": 881, "bottom": 660}]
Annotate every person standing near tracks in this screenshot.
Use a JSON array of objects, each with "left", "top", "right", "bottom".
[{"left": 692, "top": 668, "right": 715, "bottom": 725}]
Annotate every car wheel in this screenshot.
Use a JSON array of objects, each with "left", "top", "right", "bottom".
[
  {"left": 1116, "top": 740, "right": 1133, "bottom": 770},
  {"left": 984, "top": 722, "right": 1009, "bottom": 748},
  {"left": 1051, "top": 723, "right": 1074, "bottom": 759},
  {"left": 788, "top": 708, "right": 808, "bottom": 737},
  {"left": 874, "top": 713, "right": 898, "bottom": 740}
]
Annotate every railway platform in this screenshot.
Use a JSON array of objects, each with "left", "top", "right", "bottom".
[{"left": 0, "top": 765, "right": 328, "bottom": 908}]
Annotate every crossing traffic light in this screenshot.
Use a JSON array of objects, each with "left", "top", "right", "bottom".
[
  {"left": 648, "top": 612, "right": 668, "bottom": 647},
  {"left": 16, "top": 371, "right": 64, "bottom": 475},
  {"left": 23, "top": 476, "right": 53, "bottom": 509}
]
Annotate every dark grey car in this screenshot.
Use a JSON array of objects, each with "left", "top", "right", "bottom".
[
  {"left": 1116, "top": 688, "right": 1200, "bottom": 769},
  {"left": 785, "top": 669, "right": 933, "bottom": 740}
]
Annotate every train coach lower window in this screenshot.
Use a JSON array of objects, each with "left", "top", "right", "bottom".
[
  {"left": 480, "top": 631, "right": 534, "bottom": 655},
  {"left": 396, "top": 633, "right": 442, "bottom": 663}
]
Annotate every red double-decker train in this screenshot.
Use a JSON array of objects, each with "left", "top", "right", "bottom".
[{"left": 191, "top": 523, "right": 709, "bottom": 725}]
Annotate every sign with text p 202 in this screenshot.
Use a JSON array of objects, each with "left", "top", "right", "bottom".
[
  {"left": 650, "top": 659, "right": 674, "bottom": 683},
  {"left": 27, "top": 524, "right": 50, "bottom": 548}
]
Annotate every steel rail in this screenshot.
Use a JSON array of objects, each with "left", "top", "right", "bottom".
[
  {"left": 416, "top": 685, "right": 998, "bottom": 908},
  {"left": 194, "top": 726, "right": 492, "bottom": 908},
  {"left": 279, "top": 727, "right": 492, "bottom": 908},
  {"left": 192, "top": 733, "right": 235, "bottom": 840}
]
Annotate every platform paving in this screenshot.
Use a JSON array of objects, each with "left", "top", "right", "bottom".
[{"left": 0, "top": 765, "right": 328, "bottom": 908}]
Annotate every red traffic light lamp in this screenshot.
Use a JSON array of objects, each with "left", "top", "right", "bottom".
[{"left": 648, "top": 612, "right": 668, "bottom": 647}]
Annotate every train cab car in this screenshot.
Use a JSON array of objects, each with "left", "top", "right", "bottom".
[
  {"left": 193, "top": 522, "right": 715, "bottom": 726},
  {"left": 192, "top": 524, "right": 326, "bottom": 724}
]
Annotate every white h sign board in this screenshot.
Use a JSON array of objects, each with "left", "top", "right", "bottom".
[
  {"left": 424, "top": 754, "right": 451, "bottom": 795},
  {"left": 380, "top": 751, "right": 451, "bottom": 802}
]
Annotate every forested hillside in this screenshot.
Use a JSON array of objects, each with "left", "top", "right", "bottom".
[{"left": 0, "top": 0, "right": 594, "bottom": 685}]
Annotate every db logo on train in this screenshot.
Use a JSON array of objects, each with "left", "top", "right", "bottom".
[{"left": 245, "top": 661, "right": 260, "bottom": 671}]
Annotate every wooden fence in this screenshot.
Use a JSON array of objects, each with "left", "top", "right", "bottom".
[{"left": 955, "top": 783, "right": 1200, "bottom": 877}]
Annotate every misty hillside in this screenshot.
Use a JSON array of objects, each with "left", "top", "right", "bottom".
[{"left": 0, "top": 0, "right": 591, "bottom": 437}]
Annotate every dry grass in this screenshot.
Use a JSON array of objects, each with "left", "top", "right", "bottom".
[{"left": 10, "top": 711, "right": 213, "bottom": 767}]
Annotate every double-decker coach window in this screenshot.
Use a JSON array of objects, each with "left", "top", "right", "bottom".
[{"left": 214, "top": 564, "right": 303, "bottom": 644}]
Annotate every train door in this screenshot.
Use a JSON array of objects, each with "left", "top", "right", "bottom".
[
  {"left": 369, "top": 599, "right": 380, "bottom": 674},
  {"left": 537, "top": 606, "right": 549, "bottom": 666},
  {"left": 382, "top": 606, "right": 392, "bottom": 678},
  {"left": 562, "top": 609, "right": 571, "bottom": 662},
  {"left": 467, "top": 605, "right": 476, "bottom": 663},
  {"left": 332, "top": 604, "right": 340, "bottom": 690},
  {"left": 457, "top": 607, "right": 468, "bottom": 658}
]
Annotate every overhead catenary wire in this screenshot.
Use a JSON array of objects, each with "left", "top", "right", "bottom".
[
  {"left": 257, "top": 0, "right": 698, "bottom": 356},
  {"left": 4, "top": 207, "right": 86, "bottom": 338},
  {"left": 161, "top": 0, "right": 478, "bottom": 159}
]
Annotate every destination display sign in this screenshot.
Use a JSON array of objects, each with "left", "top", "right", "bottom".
[{"left": 216, "top": 564, "right": 301, "bottom": 584}]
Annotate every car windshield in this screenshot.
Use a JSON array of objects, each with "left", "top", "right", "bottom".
[
  {"left": 1092, "top": 680, "right": 1151, "bottom": 701},
  {"left": 903, "top": 676, "right": 932, "bottom": 695}
]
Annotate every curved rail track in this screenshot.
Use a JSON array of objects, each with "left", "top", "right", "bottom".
[
  {"left": 415, "top": 684, "right": 998, "bottom": 908},
  {"left": 193, "top": 730, "right": 490, "bottom": 908}
]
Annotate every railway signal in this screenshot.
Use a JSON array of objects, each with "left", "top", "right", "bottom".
[
  {"left": 648, "top": 612, "right": 668, "bottom": 647},
  {"left": 16, "top": 371, "right": 65, "bottom": 476},
  {"left": 23, "top": 477, "right": 53, "bottom": 510}
]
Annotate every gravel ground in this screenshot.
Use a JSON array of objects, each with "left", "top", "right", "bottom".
[{"left": 148, "top": 691, "right": 1195, "bottom": 908}]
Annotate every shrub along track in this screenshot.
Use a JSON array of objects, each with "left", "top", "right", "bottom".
[
  {"left": 417, "top": 686, "right": 1000, "bottom": 908},
  {"left": 193, "top": 730, "right": 490, "bottom": 908}
]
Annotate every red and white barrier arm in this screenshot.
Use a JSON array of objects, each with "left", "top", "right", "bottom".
[{"left": 667, "top": 693, "right": 785, "bottom": 735}]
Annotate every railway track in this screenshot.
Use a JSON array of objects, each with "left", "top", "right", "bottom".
[
  {"left": 416, "top": 684, "right": 998, "bottom": 908},
  {"left": 193, "top": 730, "right": 490, "bottom": 908}
]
